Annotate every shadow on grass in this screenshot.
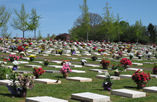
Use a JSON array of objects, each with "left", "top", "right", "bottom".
[
  {"left": 0, "top": 93, "right": 12, "bottom": 97},
  {"left": 123, "top": 86, "right": 137, "bottom": 89},
  {"left": 55, "top": 76, "right": 64, "bottom": 78}
]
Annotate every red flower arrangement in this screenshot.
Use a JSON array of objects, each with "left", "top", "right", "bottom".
[
  {"left": 33, "top": 67, "right": 45, "bottom": 78},
  {"left": 100, "top": 59, "right": 111, "bottom": 69},
  {"left": 132, "top": 69, "right": 151, "bottom": 88},
  {"left": 120, "top": 58, "right": 132, "bottom": 68},
  {"left": 29, "top": 42, "right": 32, "bottom": 46},
  {"left": 23, "top": 44, "right": 28, "bottom": 47},
  {"left": 17, "top": 45, "right": 24, "bottom": 52},
  {"left": 42, "top": 39, "right": 45, "bottom": 42}
]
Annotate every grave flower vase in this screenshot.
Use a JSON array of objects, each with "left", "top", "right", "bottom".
[
  {"left": 114, "top": 72, "right": 120, "bottom": 76},
  {"left": 102, "top": 64, "right": 108, "bottom": 69},
  {"left": 102, "top": 82, "right": 112, "bottom": 91},
  {"left": 6, "top": 85, "right": 17, "bottom": 96},
  {"left": 44, "top": 63, "right": 49, "bottom": 66},
  {"left": 16, "top": 88, "right": 27, "bottom": 98},
  {"left": 35, "top": 75, "right": 40, "bottom": 79},
  {"left": 137, "top": 83, "right": 144, "bottom": 89},
  {"left": 30, "top": 57, "right": 35, "bottom": 62},
  {"left": 12, "top": 65, "right": 18, "bottom": 71},
  {"left": 63, "top": 73, "right": 68, "bottom": 78}
]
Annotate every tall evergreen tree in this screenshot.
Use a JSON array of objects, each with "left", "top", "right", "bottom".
[
  {"left": 11, "top": 4, "right": 29, "bottom": 38},
  {"left": 148, "top": 23, "right": 156, "bottom": 44}
]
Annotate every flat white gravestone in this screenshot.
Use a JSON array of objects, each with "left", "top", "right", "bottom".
[
  {"left": 73, "top": 54, "right": 81, "bottom": 56},
  {"left": 72, "top": 70, "right": 86, "bottom": 73},
  {"left": 126, "top": 68, "right": 143, "bottom": 71},
  {"left": 51, "top": 54, "right": 61, "bottom": 56},
  {"left": 7, "top": 66, "right": 20, "bottom": 68},
  {"left": 132, "top": 63, "right": 143, "bottom": 66},
  {"left": 89, "top": 69, "right": 108, "bottom": 72},
  {"left": 17, "top": 61, "right": 29, "bottom": 64},
  {"left": 111, "top": 89, "right": 146, "bottom": 98},
  {"left": 62, "top": 54, "right": 71, "bottom": 56},
  {"left": 85, "top": 64, "right": 100, "bottom": 67},
  {"left": 47, "top": 65, "right": 62, "bottom": 68},
  {"left": 150, "top": 74, "right": 157, "bottom": 78},
  {"left": 66, "top": 77, "right": 92, "bottom": 82},
  {"left": 82, "top": 53, "right": 91, "bottom": 56},
  {"left": 21, "top": 57, "right": 30, "bottom": 60},
  {"left": 51, "top": 60, "right": 62, "bottom": 64},
  {"left": 67, "top": 57, "right": 78, "bottom": 60},
  {"left": 25, "top": 65, "right": 42, "bottom": 68},
  {"left": 96, "top": 75, "right": 120, "bottom": 80},
  {"left": 0, "top": 80, "right": 19, "bottom": 85},
  {"left": 45, "top": 70, "right": 60, "bottom": 73},
  {"left": 34, "top": 79, "right": 61, "bottom": 84},
  {"left": 80, "top": 57, "right": 90, "bottom": 59},
  {"left": 71, "top": 92, "right": 110, "bottom": 102},
  {"left": 120, "top": 74, "right": 132, "bottom": 78},
  {"left": 0, "top": 61, "right": 7, "bottom": 64},
  {"left": 26, "top": 96, "right": 68, "bottom": 102},
  {"left": 32, "top": 61, "right": 43, "bottom": 63},
  {"left": 17, "top": 70, "right": 32, "bottom": 74},
  {"left": 70, "top": 64, "right": 82, "bottom": 68},
  {"left": 143, "top": 86, "right": 157, "bottom": 93},
  {"left": 143, "top": 62, "right": 154, "bottom": 64}
]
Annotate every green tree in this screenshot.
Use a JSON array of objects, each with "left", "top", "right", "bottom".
[
  {"left": 135, "top": 20, "right": 143, "bottom": 43},
  {"left": 29, "top": 8, "right": 41, "bottom": 39},
  {"left": 148, "top": 23, "right": 156, "bottom": 44},
  {"left": 0, "top": 24, "right": 11, "bottom": 38},
  {"left": 102, "top": 2, "right": 115, "bottom": 42},
  {"left": 0, "top": 5, "right": 11, "bottom": 27},
  {"left": 37, "top": 30, "right": 43, "bottom": 40},
  {"left": 11, "top": 4, "right": 29, "bottom": 38},
  {"left": 79, "top": 0, "right": 90, "bottom": 41}
]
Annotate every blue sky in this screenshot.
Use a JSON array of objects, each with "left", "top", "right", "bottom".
[{"left": 1, "top": 0, "right": 157, "bottom": 38}]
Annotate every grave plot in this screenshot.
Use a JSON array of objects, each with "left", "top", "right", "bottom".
[
  {"left": 34, "top": 78, "right": 61, "bottom": 84},
  {"left": 89, "top": 69, "right": 108, "bottom": 72},
  {"left": 0, "top": 61, "right": 7, "bottom": 64},
  {"left": 67, "top": 57, "right": 78, "bottom": 60},
  {"left": 110, "top": 60, "right": 120, "bottom": 62},
  {"left": 71, "top": 70, "right": 86, "bottom": 73},
  {"left": 70, "top": 64, "right": 82, "bottom": 68},
  {"left": 143, "top": 62, "right": 154, "bottom": 64},
  {"left": 40, "top": 54, "right": 49, "bottom": 56},
  {"left": 25, "top": 65, "right": 42, "bottom": 68},
  {"left": 126, "top": 68, "right": 143, "bottom": 71},
  {"left": 71, "top": 92, "right": 110, "bottom": 102},
  {"left": 96, "top": 75, "right": 120, "bottom": 80},
  {"left": 85, "top": 64, "right": 100, "bottom": 67},
  {"left": 17, "top": 70, "right": 32, "bottom": 74},
  {"left": 62, "top": 54, "right": 71, "bottom": 56},
  {"left": 73, "top": 54, "right": 81, "bottom": 56},
  {"left": 51, "top": 60, "right": 62, "bottom": 64},
  {"left": 132, "top": 63, "right": 143, "bottom": 66},
  {"left": 120, "top": 74, "right": 132, "bottom": 78},
  {"left": 45, "top": 70, "right": 60, "bottom": 73},
  {"left": 26, "top": 96, "right": 68, "bottom": 102},
  {"left": 21, "top": 57, "right": 30, "bottom": 60},
  {"left": 17, "top": 61, "right": 29, "bottom": 64},
  {"left": 7, "top": 66, "right": 20, "bottom": 68},
  {"left": 0, "top": 80, "right": 19, "bottom": 85},
  {"left": 80, "top": 57, "right": 90, "bottom": 59},
  {"left": 66, "top": 77, "right": 92, "bottom": 82},
  {"left": 51, "top": 54, "right": 61, "bottom": 56},
  {"left": 47, "top": 65, "right": 62, "bottom": 68},
  {"left": 111, "top": 89, "right": 146, "bottom": 98},
  {"left": 143, "top": 86, "right": 157, "bottom": 93},
  {"left": 32, "top": 61, "right": 43, "bottom": 63},
  {"left": 150, "top": 74, "right": 157, "bottom": 78}
]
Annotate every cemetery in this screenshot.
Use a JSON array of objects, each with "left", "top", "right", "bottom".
[{"left": 0, "top": 39, "right": 157, "bottom": 102}]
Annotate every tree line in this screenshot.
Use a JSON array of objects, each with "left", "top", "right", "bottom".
[{"left": 69, "top": 1, "right": 157, "bottom": 44}]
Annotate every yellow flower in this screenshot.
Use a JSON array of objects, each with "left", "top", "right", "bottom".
[
  {"left": 29, "top": 55, "right": 36, "bottom": 58},
  {"left": 134, "top": 50, "right": 137, "bottom": 52},
  {"left": 39, "top": 46, "right": 41, "bottom": 48}
]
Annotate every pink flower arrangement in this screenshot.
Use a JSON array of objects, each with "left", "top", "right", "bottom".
[
  {"left": 60, "top": 63, "right": 72, "bottom": 74},
  {"left": 132, "top": 69, "right": 151, "bottom": 87},
  {"left": 8, "top": 54, "right": 19, "bottom": 62},
  {"left": 120, "top": 58, "right": 132, "bottom": 68}
]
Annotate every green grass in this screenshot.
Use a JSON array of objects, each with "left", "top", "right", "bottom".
[{"left": 0, "top": 53, "right": 157, "bottom": 102}]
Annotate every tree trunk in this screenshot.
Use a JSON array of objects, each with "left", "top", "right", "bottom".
[
  {"left": 34, "top": 29, "right": 36, "bottom": 39},
  {"left": 23, "top": 31, "right": 24, "bottom": 38}
]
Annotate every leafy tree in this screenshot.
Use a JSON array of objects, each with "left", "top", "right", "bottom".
[
  {"left": 79, "top": 0, "right": 90, "bottom": 41},
  {"left": 0, "top": 5, "right": 11, "bottom": 27},
  {"left": 102, "top": 2, "right": 115, "bottom": 42},
  {"left": 55, "top": 33, "right": 70, "bottom": 41},
  {"left": 37, "top": 30, "right": 43, "bottom": 40},
  {"left": 29, "top": 8, "right": 41, "bottom": 39},
  {"left": 0, "top": 24, "right": 11, "bottom": 38},
  {"left": 11, "top": 4, "right": 29, "bottom": 38},
  {"left": 148, "top": 23, "right": 157, "bottom": 44},
  {"left": 135, "top": 20, "right": 143, "bottom": 43}
]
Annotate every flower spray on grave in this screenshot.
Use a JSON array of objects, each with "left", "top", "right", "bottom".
[
  {"left": 12, "top": 60, "right": 20, "bottom": 71},
  {"left": 61, "top": 60, "right": 69, "bottom": 65},
  {"left": 60, "top": 62, "right": 72, "bottom": 78},
  {"left": 102, "top": 72, "right": 113, "bottom": 91},
  {"left": 29, "top": 55, "right": 36, "bottom": 62},
  {"left": 44, "top": 59, "right": 50, "bottom": 66},
  {"left": 80, "top": 59, "right": 87, "bottom": 66},
  {"left": 100, "top": 59, "right": 111, "bottom": 69},
  {"left": 120, "top": 58, "right": 132, "bottom": 69},
  {"left": 33, "top": 67, "right": 45, "bottom": 79},
  {"left": 111, "top": 64, "right": 125, "bottom": 76},
  {"left": 132, "top": 69, "right": 151, "bottom": 89},
  {"left": 91, "top": 56, "right": 97, "bottom": 61},
  {"left": 8, "top": 54, "right": 19, "bottom": 62}
]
